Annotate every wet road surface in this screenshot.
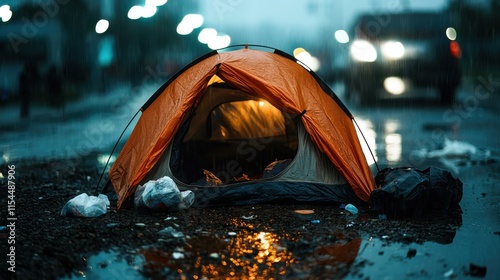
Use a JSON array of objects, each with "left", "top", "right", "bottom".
[{"left": 1, "top": 78, "right": 499, "bottom": 279}]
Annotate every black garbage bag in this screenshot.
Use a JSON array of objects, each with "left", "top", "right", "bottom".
[{"left": 369, "top": 167, "right": 463, "bottom": 219}]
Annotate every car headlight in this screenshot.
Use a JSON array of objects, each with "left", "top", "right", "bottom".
[
  {"left": 381, "top": 41, "right": 405, "bottom": 60},
  {"left": 350, "top": 40, "right": 377, "bottom": 62}
]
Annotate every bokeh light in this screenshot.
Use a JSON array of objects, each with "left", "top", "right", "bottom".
[
  {"left": 95, "top": 19, "right": 109, "bottom": 34},
  {"left": 334, "top": 30, "right": 349, "bottom": 43},
  {"left": 198, "top": 28, "right": 217, "bottom": 44},
  {"left": 0, "top": 4, "right": 12, "bottom": 22},
  {"left": 446, "top": 27, "right": 457, "bottom": 40},
  {"left": 127, "top": 5, "right": 143, "bottom": 20}
]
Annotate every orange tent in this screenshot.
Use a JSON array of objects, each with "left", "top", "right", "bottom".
[{"left": 108, "top": 46, "right": 376, "bottom": 208}]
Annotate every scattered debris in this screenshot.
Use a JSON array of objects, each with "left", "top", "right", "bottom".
[
  {"left": 426, "top": 138, "right": 477, "bottom": 158},
  {"left": 203, "top": 169, "right": 223, "bottom": 186},
  {"left": 407, "top": 248, "right": 417, "bottom": 258},
  {"left": 294, "top": 209, "right": 314, "bottom": 215},
  {"left": 227, "top": 232, "right": 237, "bottom": 236},
  {"left": 272, "top": 243, "right": 287, "bottom": 252},
  {"left": 378, "top": 214, "right": 387, "bottom": 220},
  {"left": 468, "top": 263, "right": 487, "bottom": 278},
  {"left": 106, "top": 223, "right": 120, "bottom": 228},
  {"left": 134, "top": 176, "right": 195, "bottom": 211},
  {"left": 209, "top": 253, "right": 220, "bottom": 259},
  {"left": 172, "top": 252, "right": 185, "bottom": 260},
  {"left": 443, "top": 269, "right": 455, "bottom": 278},
  {"left": 61, "top": 193, "right": 110, "bottom": 218},
  {"left": 310, "top": 220, "right": 321, "bottom": 224},
  {"left": 345, "top": 204, "right": 358, "bottom": 215},
  {"left": 242, "top": 215, "right": 256, "bottom": 220},
  {"left": 134, "top": 223, "right": 146, "bottom": 228},
  {"left": 158, "top": 226, "right": 185, "bottom": 238}
]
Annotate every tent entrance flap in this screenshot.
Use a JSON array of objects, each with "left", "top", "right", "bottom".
[{"left": 170, "top": 85, "right": 299, "bottom": 185}]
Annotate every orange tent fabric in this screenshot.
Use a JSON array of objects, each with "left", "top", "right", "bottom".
[{"left": 109, "top": 48, "right": 376, "bottom": 208}]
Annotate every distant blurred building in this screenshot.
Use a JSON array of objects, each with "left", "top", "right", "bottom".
[{"left": 0, "top": 0, "right": 206, "bottom": 98}]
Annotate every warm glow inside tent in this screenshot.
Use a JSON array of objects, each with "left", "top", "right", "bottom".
[{"left": 107, "top": 46, "right": 376, "bottom": 208}]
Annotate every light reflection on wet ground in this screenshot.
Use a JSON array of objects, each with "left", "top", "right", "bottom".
[{"left": 72, "top": 216, "right": 366, "bottom": 279}]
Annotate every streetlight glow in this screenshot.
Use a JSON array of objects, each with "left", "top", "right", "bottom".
[
  {"left": 198, "top": 28, "right": 217, "bottom": 44},
  {"left": 334, "top": 29, "right": 349, "bottom": 44},
  {"left": 145, "top": 0, "right": 168, "bottom": 6},
  {"left": 95, "top": 19, "right": 109, "bottom": 34},
  {"left": 0, "top": 5, "right": 12, "bottom": 22},
  {"left": 127, "top": 5, "right": 143, "bottom": 20},
  {"left": 141, "top": 5, "right": 157, "bottom": 18}
]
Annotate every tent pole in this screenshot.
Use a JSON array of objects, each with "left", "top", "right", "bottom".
[
  {"left": 93, "top": 109, "right": 141, "bottom": 196},
  {"left": 353, "top": 118, "right": 380, "bottom": 173}
]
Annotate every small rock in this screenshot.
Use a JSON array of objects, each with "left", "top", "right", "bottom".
[
  {"left": 228, "top": 232, "right": 237, "bottom": 236},
  {"left": 469, "top": 263, "right": 487, "bottom": 277},
  {"left": 272, "top": 244, "right": 286, "bottom": 252},
  {"left": 242, "top": 215, "right": 256, "bottom": 220},
  {"left": 172, "top": 252, "right": 184, "bottom": 259},
  {"left": 407, "top": 248, "right": 417, "bottom": 258},
  {"left": 209, "top": 253, "right": 219, "bottom": 259},
  {"left": 158, "top": 226, "right": 184, "bottom": 238},
  {"left": 106, "top": 223, "right": 120, "bottom": 228},
  {"left": 443, "top": 269, "right": 454, "bottom": 278},
  {"left": 135, "top": 223, "right": 146, "bottom": 228}
]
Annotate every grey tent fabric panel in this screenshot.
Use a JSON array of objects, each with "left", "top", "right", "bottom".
[
  {"left": 276, "top": 121, "right": 347, "bottom": 184},
  {"left": 140, "top": 144, "right": 177, "bottom": 185},
  {"left": 191, "top": 181, "right": 364, "bottom": 207}
]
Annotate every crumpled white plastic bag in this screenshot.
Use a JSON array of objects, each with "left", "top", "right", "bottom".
[
  {"left": 134, "top": 176, "right": 194, "bottom": 211},
  {"left": 61, "top": 193, "right": 110, "bottom": 217}
]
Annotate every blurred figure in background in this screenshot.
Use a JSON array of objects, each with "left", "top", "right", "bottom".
[
  {"left": 46, "top": 65, "right": 64, "bottom": 112},
  {"left": 18, "top": 61, "right": 40, "bottom": 119}
]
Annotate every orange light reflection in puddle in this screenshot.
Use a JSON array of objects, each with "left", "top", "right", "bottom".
[
  {"left": 138, "top": 219, "right": 362, "bottom": 279},
  {"left": 221, "top": 229, "right": 295, "bottom": 278}
]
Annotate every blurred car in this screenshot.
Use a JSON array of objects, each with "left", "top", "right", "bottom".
[{"left": 344, "top": 11, "right": 462, "bottom": 105}]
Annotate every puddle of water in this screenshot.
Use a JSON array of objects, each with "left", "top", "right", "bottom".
[
  {"left": 62, "top": 249, "right": 144, "bottom": 280},
  {"left": 67, "top": 227, "right": 363, "bottom": 279},
  {"left": 347, "top": 231, "right": 499, "bottom": 280}
]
